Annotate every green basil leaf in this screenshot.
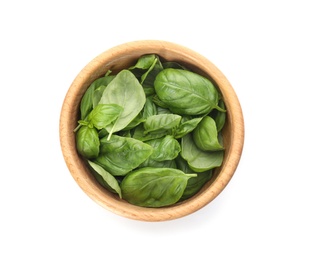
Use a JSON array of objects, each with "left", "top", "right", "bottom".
[
  {"left": 95, "top": 135, "right": 153, "bottom": 176},
  {"left": 80, "top": 75, "right": 115, "bottom": 120},
  {"left": 174, "top": 117, "right": 203, "bottom": 139},
  {"left": 212, "top": 99, "right": 226, "bottom": 132},
  {"left": 80, "top": 84, "right": 95, "bottom": 120},
  {"left": 132, "top": 124, "right": 167, "bottom": 142},
  {"left": 162, "top": 61, "right": 187, "bottom": 70},
  {"left": 121, "top": 167, "right": 196, "bottom": 207},
  {"left": 145, "top": 135, "right": 181, "bottom": 161},
  {"left": 181, "top": 170, "right": 213, "bottom": 200},
  {"left": 139, "top": 158, "right": 177, "bottom": 169},
  {"left": 87, "top": 160, "right": 122, "bottom": 198},
  {"left": 92, "top": 75, "right": 115, "bottom": 108},
  {"left": 181, "top": 133, "right": 224, "bottom": 172},
  {"left": 154, "top": 68, "right": 224, "bottom": 115},
  {"left": 129, "top": 54, "right": 157, "bottom": 70},
  {"left": 76, "top": 125, "right": 100, "bottom": 159},
  {"left": 87, "top": 104, "right": 123, "bottom": 130},
  {"left": 141, "top": 56, "right": 163, "bottom": 86},
  {"left": 100, "top": 70, "right": 146, "bottom": 138},
  {"left": 193, "top": 116, "right": 224, "bottom": 151},
  {"left": 142, "top": 97, "right": 157, "bottom": 119},
  {"left": 144, "top": 114, "right": 182, "bottom": 134}
]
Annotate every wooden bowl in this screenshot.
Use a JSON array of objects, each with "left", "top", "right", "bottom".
[{"left": 59, "top": 40, "right": 244, "bottom": 221}]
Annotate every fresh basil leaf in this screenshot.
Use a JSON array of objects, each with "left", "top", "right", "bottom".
[
  {"left": 142, "top": 97, "right": 157, "bottom": 119},
  {"left": 95, "top": 135, "right": 153, "bottom": 176},
  {"left": 145, "top": 135, "right": 181, "bottom": 161},
  {"left": 144, "top": 114, "right": 182, "bottom": 134},
  {"left": 92, "top": 75, "right": 115, "bottom": 108},
  {"left": 181, "top": 170, "right": 213, "bottom": 200},
  {"left": 76, "top": 125, "right": 100, "bottom": 159},
  {"left": 88, "top": 160, "right": 122, "bottom": 198},
  {"left": 132, "top": 124, "right": 167, "bottom": 142},
  {"left": 181, "top": 133, "right": 224, "bottom": 172},
  {"left": 154, "top": 68, "right": 225, "bottom": 115},
  {"left": 87, "top": 104, "right": 123, "bottom": 130},
  {"left": 121, "top": 167, "right": 196, "bottom": 207},
  {"left": 174, "top": 117, "right": 203, "bottom": 139},
  {"left": 211, "top": 99, "right": 226, "bottom": 132},
  {"left": 193, "top": 116, "right": 224, "bottom": 151},
  {"left": 100, "top": 70, "right": 146, "bottom": 139},
  {"left": 129, "top": 54, "right": 157, "bottom": 70}
]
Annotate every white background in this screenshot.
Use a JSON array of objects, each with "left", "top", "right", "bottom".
[{"left": 1, "top": 0, "right": 308, "bottom": 259}]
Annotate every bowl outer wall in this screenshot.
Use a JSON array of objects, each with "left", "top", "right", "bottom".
[{"left": 59, "top": 40, "right": 245, "bottom": 221}]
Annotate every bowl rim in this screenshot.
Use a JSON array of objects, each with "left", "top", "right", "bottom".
[{"left": 59, "top": 40, "right": 245, "bottom": 221}]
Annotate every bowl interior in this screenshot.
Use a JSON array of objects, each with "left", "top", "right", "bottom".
[{"left": 60, "top": 40, "right": 244, "bottom": 221}]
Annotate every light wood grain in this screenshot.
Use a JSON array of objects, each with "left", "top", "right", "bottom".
[{"left": 59, "top": 40, "right": 244, "bottom": 221}]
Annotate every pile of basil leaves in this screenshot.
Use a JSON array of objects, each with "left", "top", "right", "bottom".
[{"left": 74, "top": 54, "right": 226, "bottom": 208}]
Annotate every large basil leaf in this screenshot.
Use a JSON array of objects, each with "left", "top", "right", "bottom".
[
  {"left": 193, "top": 116, "right": 224, "bottom": 151},
  {"left": 95, "top": 135, "right": 153, "bottom": 176},
  {"left": 144, "top": 114, "right": 181, "bottom": 134},
  {"left": 181, "top": 133, "right": 224, "bottom": 172},
  {"left": 100, "top": 70, "right": 146, "bottom": 138},
  {"left": 154, "top": 68, "right": 224, "bottom": 115},
  {"left": 88, "top": 160, "right": 122, "bottom": 198},
  {"left": 76, "top": 125, "right": 100, "bottom": 159},
  {"left": 121, "top": 167, "right": 196, "bottom": 207}
]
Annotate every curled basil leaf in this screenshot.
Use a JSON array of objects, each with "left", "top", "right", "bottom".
[{"left": 193, "top": 116, "right": 224, "bottom": 151}]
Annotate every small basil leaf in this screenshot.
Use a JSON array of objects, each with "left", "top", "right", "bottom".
[
  {"left": 132, "top": 124, "right": 167, "bottom": 142},
  {"left": 142, "top": 97, "right": 157, "bottom": 119},
  {"left": 92, "top": 75, "right": 115, "bottom": 108},
  {"left": 87, "top": 160, "right": 122, "bottom": 198},
  {"left": 181, "top": 133, "right": 224, "bottom": 172},
  {"left": 95, "top": 135, "right": 153, "bottom": 176},
  {"left": 144, "top": 114, "right": 182, "bottom": 134},
  {"left": 214, "top": 99, "right": 226, "bottom": 132},
  {"left": 145, "top": 135, "right": 181, "bottom": 161},
  {"left": 87, "top": 104, "right": 123, "bottom": 130},
  {"left": 139, "top": 158, "right": 177, "bottom": 169},
  {"left": 76, "top": 125, "right": 100, "bottom": 159},
  {"left": 174, "top": 117, "right": 203, "bottom": 139},
  {"left": 121, "top": 167, "right": 196, "bottom": 207},
  {"left": 129, "top": 54, "right": 157, "bottom": 70},
  {"left": 193, "top": 116, "right": 224, "bottom": 151},
  {"left": 181, "top": 170, "right": 213, "bottom": 200}
]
